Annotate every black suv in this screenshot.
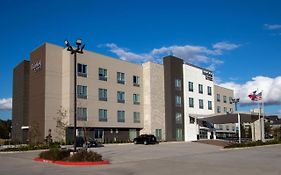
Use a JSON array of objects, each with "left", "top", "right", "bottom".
[
  {"left": 76, "top": 137, "right": 102, "bottom": 148},
  {"left": 133, "top": 134, "right": 157, "bottom": 145}
]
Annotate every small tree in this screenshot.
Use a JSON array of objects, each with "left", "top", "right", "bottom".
[
  {"left": 273, "top": 126, "right": 281, "bottom": 140},
  {"left": 54, "top": 106, "right": 68, "bottom": 144}
]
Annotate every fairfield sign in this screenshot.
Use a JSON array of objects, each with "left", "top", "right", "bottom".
[{"left": 31, "top": 59, "right": 42, "bottom": 72}]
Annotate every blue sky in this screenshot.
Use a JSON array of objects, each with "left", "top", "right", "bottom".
[{"left": 1, "top": 0, "right": 281, "bottom": 119}]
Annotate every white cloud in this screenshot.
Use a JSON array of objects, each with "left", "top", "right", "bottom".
[
  {"left": 0, "top": 98, "right": 12, "bottom": 110},
  {"left": 264, "top": 24, "right": 281, "bottom": 30},
  {"left": 212, "top": 41, "right": 240, "bottom": 54},
  {"left": 102, "top": 41, "right": 239, "bottom": 70},
  {"left": 219, "top": 76, "right": 281, "bottom": 105},
  {"left": 103, "top": 43, "right": 152, "bottom": 63}
]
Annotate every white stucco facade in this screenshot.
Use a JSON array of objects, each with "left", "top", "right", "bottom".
[{"left": 183, "top": 64, "right": 215, "bottom": 141}]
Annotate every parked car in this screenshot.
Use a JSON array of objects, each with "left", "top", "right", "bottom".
[
  {"left": 76, "top": 137, "right": 103, "bottom": 148},
  {"left": 133, "top": 134, "right": 158, "bottom": 145}
]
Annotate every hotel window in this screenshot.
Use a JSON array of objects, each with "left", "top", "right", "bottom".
[
  {"left": 77, "top": 63, "right": 87, "bottom": 77},
  {"left": 117, "top": 72, "right": 125, "bottom": 84},
  {"left": 208, "top": 101, "right": 212, "bottom": 110},
  {"left": 217, "top": 94, "right": 221, "bottom": 102},
  {"left": 133, "top": 75, "right": 140, "bottom": 86},
  {"left": 176, "top": 128, "right": 183, "bottom": 141},
  {"left": 95, "top": 129, "right": 104, "bottom": 139},
  {"left": 155, "top": 129, "right": 162, "bottom": 141},
  {"left": 117, "top": 110, "right": 125, "bottom": 122},
  {"left": 188, "top": 82, "right": 193, "bottom": 92},
  {"left": 217, "top": 106, "right": 221, "bottom": 113},
  {"left": 229, "top": 97, "right": 233, "bottom": 104},
  {"left": 77, "top": 107, "right": 87, "bottom": 121},
  {"left": 133, "top": 112, "right": 140, "bottom": 123},
  {"left": 199, "top": 99, "right": 204, "bottom": 109},
  {"left": 207, "top": 86, "right": 212, "bottom": 96},
  {"left": 175, "top": 96, "right": 182, "bottom": 107},
  {"left": 175, "top": 79, "right": 182, "bottom": 91},
  {"left": 198, "top": 84, "right": 203, "bottom": 94},
  {"left": 99, "top": 109, "right": 107, "bottom": 122},
  {"left": 223, "top": 96, "right": 227, "bottom": 103},
  {"left": 98, "top": 88, "right": 107, "bottom": 101},
  {"left": 190, "top": 116, "right": 195, "bottom": 124},
  {"left": 189, "top": 97, "right": 194, "bottom": 108},
  {"left": 224, "top": 107, "right": 227, "bottom": 113},
  {"left": 232, "top": 126, "right": 235, "bottom": 131},
  {"left": 117, "top": 91, "right": 125, "bottom": 103},
  {"left": 77, "top": 85, "right": 87, "bottom": 99},
  {"left": 99, "top": 68, "right": 107, "bottom": 81},
  {"left": 176, "top": 112, "right": 183, "bottom": 124},
  {"left": 226, "top": 125, "right": 229, "bottom": 131},
  {"left": 133, "top": 94, "right": 140, "bottom": 105},
  {"left": 219, "top": 124, "right": 223, "bottom": 130}
]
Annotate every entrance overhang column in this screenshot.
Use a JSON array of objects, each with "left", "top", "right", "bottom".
[{"left": 238, "top": 113, "right": 241, "bottom": 143}]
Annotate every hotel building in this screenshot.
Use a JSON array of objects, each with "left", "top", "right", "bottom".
[{"left": 12, "top": 43, "right": 234, "bottom": 143}]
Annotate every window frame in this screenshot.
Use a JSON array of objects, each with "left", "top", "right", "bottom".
[
  {"left": 99, "top": 68, "right": 108, "bottom": 81},
  {"left": 117, "top": 91, "right": 125, "bottom": 103},
  {"left": 117, "top": 110, "right": 125, "bottom": 122},
  {"left": 117, "top": 72, "right": 125, "bottom": 84},
  {"left": 208, "top": 101, "right": 212, "bottom": 110},
  {"left": 133, "top": 94, "right": 140, "bottom": 105},
  {"left": 198, "top": 84, "right": 203, "bottom": 94},
  {"left": 99, "top": 109, "right": 108, "bottom": 122},
  {"left": 133, "top": 112, "right": 141, "bottom": 123},
  {"left": 133, "top": 75, "right": 140, "bottom": 87},
  {"left": 77, "top": 63, "right": 87, "bottom": 77},
  {"left": 188, "top": 82, "right": 194, "bottom": 92},
  {"left": 98, "top": 88, "right": 107, "bottom": 101},
  {"left": 199, "top": 99, "right": 204, "bottom": 109},
  {"left": 77, "top": 85, "right": 87, "bottom": 99},
  {"left": 77, "top": 107, "right": 87, "bottom": 121}
]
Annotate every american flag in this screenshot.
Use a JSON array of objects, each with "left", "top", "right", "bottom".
[{"left": 248, "top": 90, "right": 262, "bottom": 101}]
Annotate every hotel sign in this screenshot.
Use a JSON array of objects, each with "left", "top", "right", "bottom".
[
  {"left": 202, "top": 70, "right": 213, "bottom": 81},
  {"left": 31, "top": 59, "right": 42, "bottom": 72}
]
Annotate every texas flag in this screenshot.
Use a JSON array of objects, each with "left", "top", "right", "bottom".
[{"left": 248, "top": 90, "right": 262, "bottom": 101}]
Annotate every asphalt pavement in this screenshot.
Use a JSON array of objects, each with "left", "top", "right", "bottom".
[{"left": 0, "top": 142, "right": 280, "bottom": 175}]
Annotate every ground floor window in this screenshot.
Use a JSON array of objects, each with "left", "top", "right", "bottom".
[
  {"left": 155, "top": 129, "right": 162, "bottom": 141},
  {"left": 199, "top": 129, "right": 208, "bottom": 139},
  {"left": 95, "top": 129, "right": 104, "bottom": 139},
  {"left": 129, "top": 129, "right": 137, "bottom": 141},
  {"left": 176, "top": 128, "right": 183, "bottom": 141}
]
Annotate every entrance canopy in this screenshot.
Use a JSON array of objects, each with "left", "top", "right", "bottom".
[{"left": 195, "top": 112, "right": 260, "bottom": 124}]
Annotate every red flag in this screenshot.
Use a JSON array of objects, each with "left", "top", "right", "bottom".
[
  {"left": 248, "top": 90, "right": 257, "bottom": 101},
  {"left": 248, "top": 90, "right": 262, "bottom": 101}
]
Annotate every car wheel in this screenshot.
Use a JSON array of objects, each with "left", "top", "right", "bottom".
[
  {"left": 134, "top": 140, "right": 137, "bottom": 144},
  {"left": 144, "top": 140, "right": 148, "bottom": 145}
]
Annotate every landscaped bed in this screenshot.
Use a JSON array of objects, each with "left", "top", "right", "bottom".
[
  {"left": 34, "top": 148, "right": 109, "bottom": 166},
  {"left": 224, "top": 139, "right": 281, "bottom": 149}
]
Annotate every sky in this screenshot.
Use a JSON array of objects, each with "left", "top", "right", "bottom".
[{"left": 0, "top": 0, "right": 281, "bottom": 120}]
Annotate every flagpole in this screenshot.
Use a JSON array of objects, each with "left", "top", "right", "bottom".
[
  {"left": 258, "top": 100, "right": 262, "bottom": 141},
  {"left": 261, "top": 97, "right": 265, "bottom": 142}
]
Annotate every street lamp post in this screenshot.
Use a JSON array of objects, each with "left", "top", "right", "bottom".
[
  {"left": 231, "top": 98, "right": 240, "bottom": 112},
  {"left": 64, "top": 39, "right": 85, "bottom": 152},
  {"left": 231, "top": 98, "right": 241, "bottom": 143}
]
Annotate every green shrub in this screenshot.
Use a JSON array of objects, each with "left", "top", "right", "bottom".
[
  {"left": 0, "top": 144, "right": 50, "bottom": 152},
  {"left": 224, "top": 139, "right": 281, "bottom": 149},
  {"left": 67, "top": 150, "right": 103, "bottom": 162},
  {"left": 39, "top": 148, "right": 70, "bottom": 161}
]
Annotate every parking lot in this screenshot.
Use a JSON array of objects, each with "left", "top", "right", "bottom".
[{"left": 0, "top": 142, "right": 280, "bottom": 175}]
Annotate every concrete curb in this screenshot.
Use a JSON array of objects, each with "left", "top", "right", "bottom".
[
  {"left": 33, "top": 158, "right": 110, "bottom": 166},
  {"left": 0, "top": 149, "right": 48, "bottom": 154},
  {"left": 222, "top": 143, "right": 281, "bottom": 151}
]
